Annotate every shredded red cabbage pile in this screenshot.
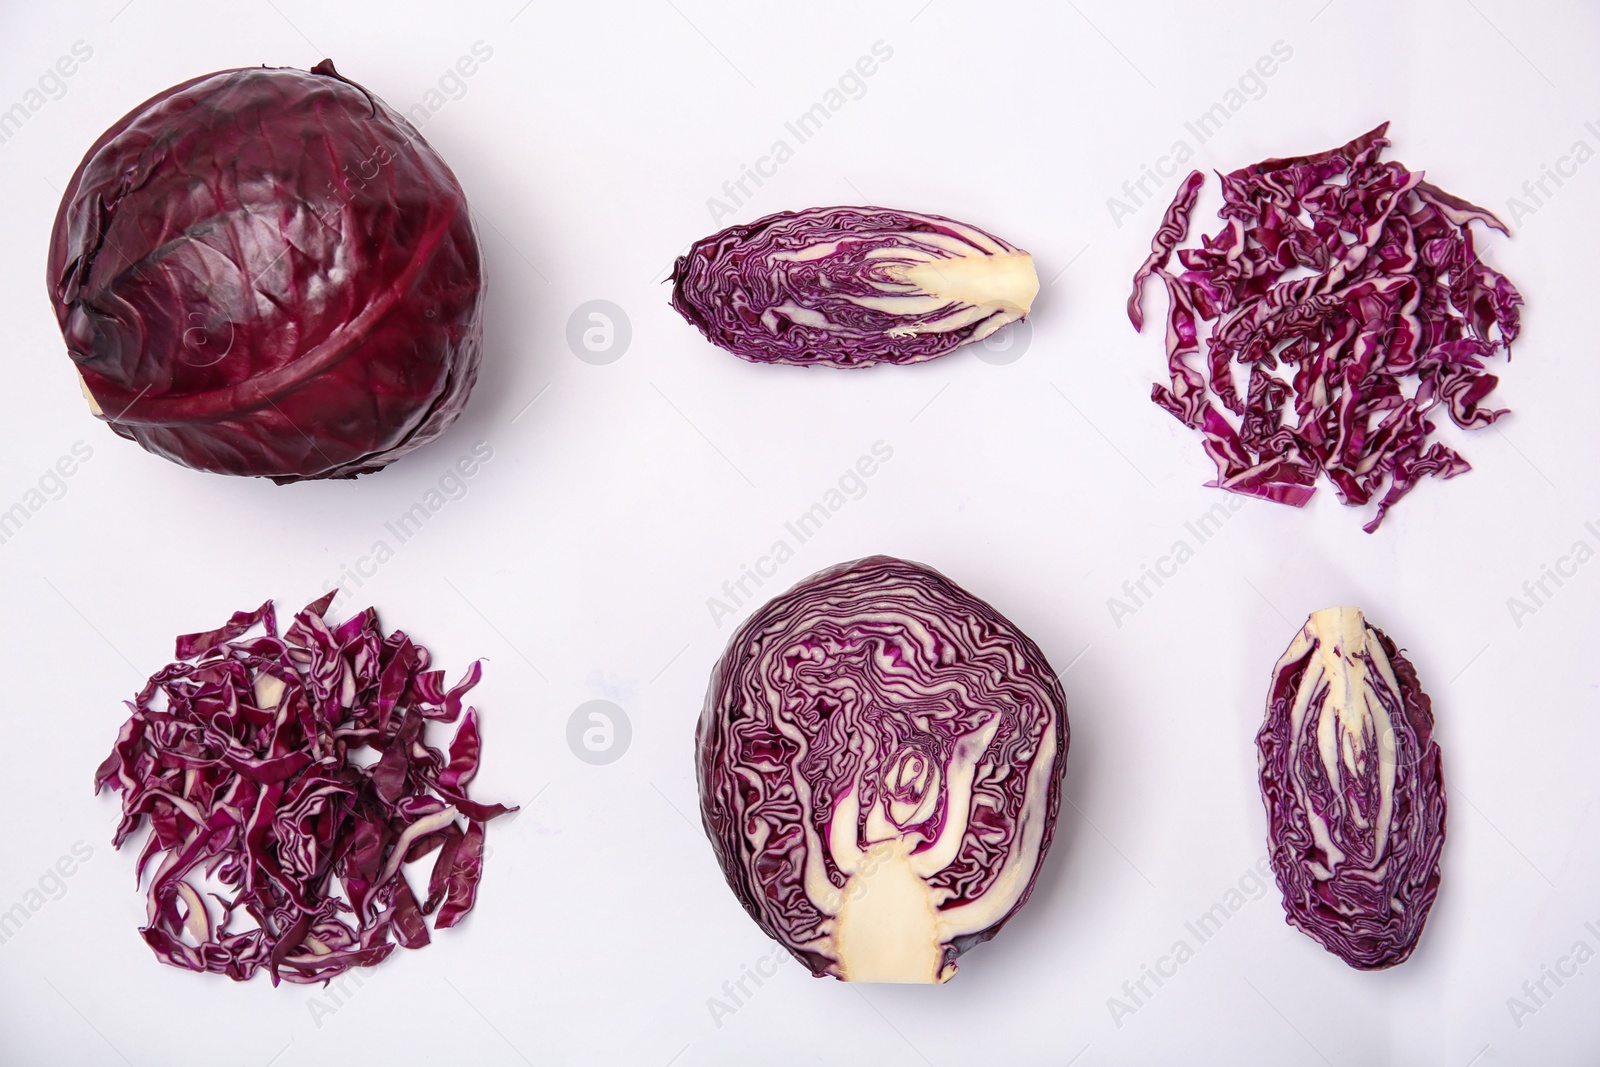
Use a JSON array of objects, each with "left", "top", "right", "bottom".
[
  {"left": 1127, "top": 123, "right": 1524, "bottom": 531},
  {"left": 94, "top": 594, "right": 513, "bottom": 984}
]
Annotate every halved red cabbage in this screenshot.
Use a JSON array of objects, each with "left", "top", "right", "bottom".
[
  {"left": 1128, "top": 123, "right": 1524, "bottom": 531},
  {"left": 697, "top": 556, "right": 1067, "bottom": 982},
  {"left": 48, "top": 60, "right": 484, "bottom": 482},
  {"left": 93, "top": 595, "right": 513, "bottom": 984},
  {"left": 1257, "top": 607, "right": 1445, "bottom": 969},
  {"left": 670, "top": 207, "right": 1039, "bottom": 367}
]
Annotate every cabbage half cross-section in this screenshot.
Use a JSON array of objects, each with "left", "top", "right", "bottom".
[
  {"left": 47, "top": 60, "right": 484, "bottom": 482},
  {"left": 696, "top": 556, "right": 1068, "bottom": 982},
  {"left": 1257, "top": 607, "right": 1446, "bottom": 969},
  {"left": 670, "top": 207, "right": 1039, "bottom": 367}
]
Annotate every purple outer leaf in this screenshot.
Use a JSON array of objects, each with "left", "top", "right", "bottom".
[
  {"left": 1127, "top": 123, "right": 1524, "bottom": 530},
  {"left": 1256, "top": 607, "right": 1446, "bottom": 969},
  {"left": 434, "top": 821, "right": 486, "bottom": 929},
  {"left": 441, "top": 709, "right": 483, "bottom": 792},
  {"left": 47, "top": 60, "right": 484, "bottom": 482},
  {"left": 94, "top": 597, "right": 514, "bottom": 984},
  {"left": 1128, "top": 169, "right": 1205, "bottom": 331},
  {"left": 423, "top": 824, "right": 465, "bottom": 915},
  {"left": 670, "top": 206, "right": 1039, "bottom": 368},
  {"left": 696, "top": 555, "right": 1068, "bottom": 983}
]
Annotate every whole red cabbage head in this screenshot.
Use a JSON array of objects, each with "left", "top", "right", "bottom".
[{"left": 47, "top": 60, "right": 484, "bottom": 482}]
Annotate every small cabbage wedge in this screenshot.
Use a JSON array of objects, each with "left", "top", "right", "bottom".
[
  {"left": 696, "top": 556, "right": 1068, "bottom": 982},
  {"left": 670, "top": 207, "right": 1038, "bottom": 368},
  {"left": 1257, "top": 607, "right": 1446, "bottom": 969}
]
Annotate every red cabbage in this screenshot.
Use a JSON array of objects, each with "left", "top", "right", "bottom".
[
  {"left": 1127, "top": 123, "right": 1524, "bottom": 531},
  {"left": 1257, "top": 607, "right": 1445, "bottom": 969},
  {"left": 670, "top": 206, "right": 1038, "bottom": 367},
  {"left": 697, "top": 556, "right": 1067, "bottom": 982},
  {"left": 93, "top": 595, "right": 513, "bottom": 984},
  {"left": 48, "top": 60, "right": 483, "bottom": 482}
]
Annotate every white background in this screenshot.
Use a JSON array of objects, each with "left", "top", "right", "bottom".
[{"left": 1, "top": 1, "right": 1597, "bottom": 1064}]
